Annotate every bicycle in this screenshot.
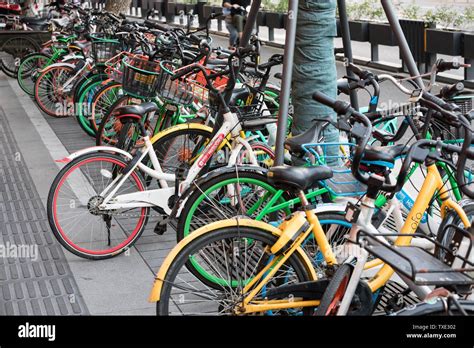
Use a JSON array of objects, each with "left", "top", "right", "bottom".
[
  {"left": 46, "top": 46, "right": 278, "bottom": 259},
  {"left": 147, "top": 80, "right": 474, "bottom": 315}
]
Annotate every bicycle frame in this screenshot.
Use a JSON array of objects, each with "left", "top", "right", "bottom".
[
  {"left": 158, "top": 164, "right": 470, "bottom": 314},
  {"left": 60, "top": 110, "right": 260, "bottom": 216}
]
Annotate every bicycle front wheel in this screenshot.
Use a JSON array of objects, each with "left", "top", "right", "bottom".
[
  {"left": 0, "top": 36, "right": 39, "bottom": 78},
  {"left": 47, "top": 152, "right": 149, "bottom": 259},
  {"left": 157, "top": 225, "right": 316, "bottom": 315},
  {"left": 34, "top": 65, "right": 74, "bottom": 117}
]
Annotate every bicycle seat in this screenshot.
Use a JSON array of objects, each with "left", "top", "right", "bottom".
[
  {"left": 284, "top": 123, "right": 321, "bottom": 155},
  {"left": 268, "top": 166, "right": 333, "bottom": 192},
  {"left": 114, "top": 103, "right": 159, "bottom": 119},
  {"left": 362, "top": 144, "right": 407, "bottom": 169}
]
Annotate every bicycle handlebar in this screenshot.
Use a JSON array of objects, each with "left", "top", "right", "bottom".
[{"left": 312, "top": 90, "right": 473, "bottom": 196}]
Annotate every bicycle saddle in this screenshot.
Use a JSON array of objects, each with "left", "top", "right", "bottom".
[
  {"left": 114, "top": 102, "right": 159, "bottom": 117},
  {"left": 268, "top": 166, "right": 333, "bottom": 192},
  {"left": 284, "top": 122, "right": 321, "bottom": 155},
  {"left": 362, "top": 144, "right": 407, "bottom": 169}
]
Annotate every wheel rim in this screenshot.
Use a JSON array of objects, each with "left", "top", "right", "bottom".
[
  {"left": 35, "top": 66, "right": 74, "bottom": 116},
  {"left": 183, "top": 177, "right": 290, "bottom": 286},
  {"left": 160, "top": 228, "right": 310, "bottom": 315},
  {"left": 18, "top": 54, "right": 49, "bottom": 95},
  {"left": 91, "top": 82, "right": 122, "bottom": 133},
  {"left": 51, "top": 156, "right": 146, "bottom": 255},
  {"left": 0, "top": 37, "right": 37, "bottom": 76}
]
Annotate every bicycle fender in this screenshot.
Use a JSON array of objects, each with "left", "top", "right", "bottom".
[
  {"left": 55, "top": 146, "right": 133, "bottom": 164},
  {"left": 312, "top": 203, "right": 348, "bottom": 215},
  {"left": 62, "top": 54, "right": 85, "bottom": 62},
  {"left": 38, "top": 62, "right": 76, "bottom": 73},
  {"left": 148, "top": 219, "right": 318, "bottom": 302}
]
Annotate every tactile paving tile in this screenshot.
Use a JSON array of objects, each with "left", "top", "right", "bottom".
[{"left": 0, "top": 109, "right": 89, "bottom": 315}]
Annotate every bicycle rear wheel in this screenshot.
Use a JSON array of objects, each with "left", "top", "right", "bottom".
[
  {"left": 0, "top": 36, "right": 39, "bottom": 78},
  {"left": 47, "top": 152, "right": 149, "bottom": 259}
]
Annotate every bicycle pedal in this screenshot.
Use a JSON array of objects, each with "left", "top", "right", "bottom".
[{"left": 153, "top": 221, "right": 168, "bottom": 235}]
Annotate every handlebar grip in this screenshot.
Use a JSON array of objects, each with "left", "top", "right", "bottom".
[
  {"left": 437, "top": 59, "right": 461, "bottom": 72},
  {"left": 107, "top": 12, "right": 122, "bottom": 23},
  {"left": 312, "top": 91, "right": 337, "bottom": 109},
  {"left": 439, "top": 82, "right": 464, "bottom": 100},
  {"left": 237, "top": 45, "right": 255, "bottom": 56},
  {"left": 209, "top": 12, "right": 224, "bottom": 19},
  {"left": 144, "top": 19, "right": 169, "bottom": 31}
]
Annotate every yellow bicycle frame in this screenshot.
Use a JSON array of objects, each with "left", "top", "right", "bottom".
[
  {"left": 366, "top": 164, "right": 471, "bottom": 292},
  {"left": 149, "top": 164, "right": 471, "bottom": 314}
]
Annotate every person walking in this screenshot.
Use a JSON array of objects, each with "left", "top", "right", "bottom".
[
  {"left": 222, "top": 0, "right": 250, "bottom": 49},
  {"left": 291, "top": 0, "right": 339, "bottom": 166}
]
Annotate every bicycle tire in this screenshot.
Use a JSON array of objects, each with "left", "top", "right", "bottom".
[
  {"left": 47, "top": 152, "right": 149, "bottom": 260},
  {"left": 17, "top": 52, "right": 51, "bottom": 96},
  {"left": 156, "top": 225, "right": 316, "bottom": 315},
  {"left": 75, "top": 77, "right": 109, "bottom": 137},
  {"left": 34, "top": 65, "right": 75, "bottom": 117},
  {"left": 90, "top": 81, "right": 123, "bottom": 135},
  {"left": 0, "top": 36, "right": 39, "bottom": 78},
  {"left": 315, "top": 263, "right": 353, "bottom": 316},
  {"left": 95, "top": 95, "right": 134, "bottom": 146}
]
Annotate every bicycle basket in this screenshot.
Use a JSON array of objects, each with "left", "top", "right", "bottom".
[
  {"left": 229, "top": 86, "right": 270, "bottom": 121},
  {"left": 302, "top": 142, "right": 366, "bottom": 196},
  {"left": 157, "top": 62, "right": 209, "bottom": 105},
  {"left": 90, "top": 34, "right": 120, "bottom": 65},
  {"left": 104, "top": 52, "right": 130, "bottom": 83},
  {"left": 122, "top": 54, "right": 162, "bottom": 98}
]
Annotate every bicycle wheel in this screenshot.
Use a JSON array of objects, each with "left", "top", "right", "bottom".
[
  {"left": 75, "top": 77, "right": 108, "bottom": 137},
  {"left": 116, "top": 121, "right": 141, "bottom": 152},
  {"left": 176, "top": 170, "right": 291, "bottom": 242},
  {"left": 314, "top": 263, "right": 352, "bottom": 316},
  {"left": 47, "top": 152, "right": 149, "bottom": 260},
  {"left": 95, "top": 95, "right": 134, "bottom": 146},
  {"left": 156, "top": 225, "right": 316, "bottom": 315},
  {"left": 0, "top": 36, "right": 39, "bottom": 78},
  {"left": 149, "top": 125, "right": 215, "bottom": 186},
  {"left": 436, "top": 203, "right": 474, "bottom": 262},
  {"left": 90, "top": 81, "right": 123, "bottom": 134},
  {"left": 34, "top": 65, "right": 74, "bottom": 117},
  {"left": 17, "top": 52, "right": 51, "bottom": 96},
  {"left": 237, "top": 141, "right": 275, "bottom": 168}
]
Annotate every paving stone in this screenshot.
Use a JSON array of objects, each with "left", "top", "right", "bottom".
[{"left": 0, "top": 109, "right": 88, "bottom": 315}]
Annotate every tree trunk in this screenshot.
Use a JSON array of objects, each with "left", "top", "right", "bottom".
[{"left": 105, "top": 0, "right": 132, "bottom": 15}]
